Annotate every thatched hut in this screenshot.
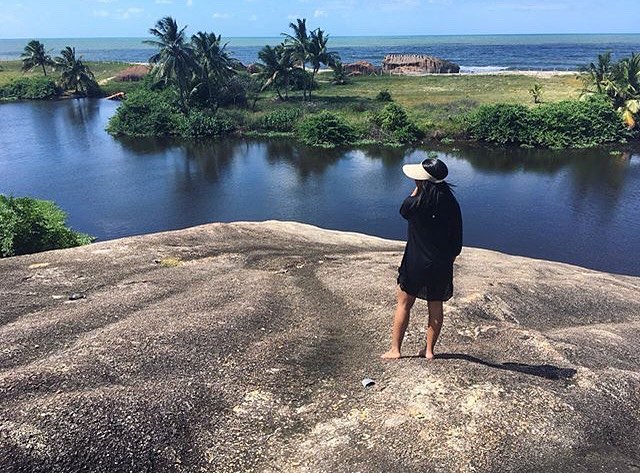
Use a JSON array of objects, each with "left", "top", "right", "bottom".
[
  {"left": 382, "top": 55, "right": 460, "bottom": 74},
  {"left": 115, "top": 65, "right": 150, "bottom": 82},
  {"left": 344, "top": 61, "right": 377, "bottom": 76}
]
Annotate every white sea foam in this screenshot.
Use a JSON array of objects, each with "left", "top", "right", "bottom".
[{"left": 459, "top": 65, "right": 510, "bottom": 73}]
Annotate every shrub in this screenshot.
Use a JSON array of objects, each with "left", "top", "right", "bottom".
[
  {"left": 297, "top": 111, "right": 357, "bottom": 147},
  {"left": 0, "top": 76, "right": 61, "bottom": 100},
  {"left": 106, "top": 88, "right": 181, "bottom": 136},
  {"left": 375, "top": 89, "right": 393, "bottom": 102},
  {"left": 369, "top": 103, "right": 424, "bottom": 143},
  {"left": 530, "top": 96, "right": 627, "bottom": 148},
  {"left": 465, "top": 96, "right": 629, "bottom": 148},
  {"left": 464, "top": 103, "right": 531, "bottom": 145},
  {"left": 257, "top": 108, "right": 303, "bottom": 132},
  {"left": 0, "top": 195, "right": 92, "bottom": 257},
  {"left": 176, "top": 110, "right": 235, "bottom": 137}
]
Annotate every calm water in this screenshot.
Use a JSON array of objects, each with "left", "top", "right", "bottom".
[
  {"left": 1, "top": 99, "right": 639, "bottom": 276},
  {"left": 2, "top": 34, "right": 640, "bottom": 71}
]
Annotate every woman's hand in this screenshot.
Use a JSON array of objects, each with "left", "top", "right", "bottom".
[{"left": 410, "top": 186, "right": 419, "bottom": 197}]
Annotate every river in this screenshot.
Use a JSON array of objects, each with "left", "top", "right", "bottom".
[{"left": 1, "top": 98, "right": 639, "bottom": 275}]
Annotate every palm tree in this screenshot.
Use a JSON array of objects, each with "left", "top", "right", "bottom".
[
  {"left": 257, "top": 44, "right": 294, "bottom": 101},
  {"left": 580, "top": 52, "right": 615, "bottom": 95},
  {"left": 190, "top": 31, "right": 238, "bottom": 107},
  {"left": 54, "top": 47, "right": 98, "bottom": 95},
  {"left": 283, "top": 18, "right": 310, "bottom": 99},
  {"left": 21, "top": 40, "right": 54, "bottom": 76},
  {"left": 307, "top": 28, "right": 340, "bottom": 99},
  {"left": 330, "top": 61, "right": 349, "bottom": 85},
  {"left": 144, "top": 16, "right": 195, "bottom": 111},
  {"left": 612, "top": 52, "right": 640, "bottom": 128}
]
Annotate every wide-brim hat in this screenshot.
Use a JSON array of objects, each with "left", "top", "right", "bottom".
[{"left": 402, "top": 158, "right": 447, "bottom": 183}]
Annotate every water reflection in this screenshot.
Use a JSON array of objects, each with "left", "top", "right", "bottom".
[
  {"left": 264, "top": 140, "right": 344, "bottom": 179},
  {"left": 1, "top": 99, "right": 639, "bottom": 275}
]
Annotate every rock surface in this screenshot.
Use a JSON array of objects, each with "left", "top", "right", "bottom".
[
  {"left": 383, "top": 54, "right": 460, "bottom": 74},
  {"left": 1, "top": 221, "right": 639, "bottom": 472}
]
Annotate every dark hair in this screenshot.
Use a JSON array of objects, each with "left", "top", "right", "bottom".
[
  {"left": 423, "top": 158, "right": 449, "bottom": 181},
  {"left": 415, "top": 158, "right": 454, "bottom": 208}
]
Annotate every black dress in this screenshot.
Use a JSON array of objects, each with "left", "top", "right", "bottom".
[{"left": 397, "top": 187, "right": 463, "bottom": 301}]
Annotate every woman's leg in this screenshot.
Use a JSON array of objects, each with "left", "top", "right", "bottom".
[
  {"left": 382, "top": 286, "right": 416, "bottom": 359},
  {"left": 419, "top": 301, "right": 444, "bottom": 360}
]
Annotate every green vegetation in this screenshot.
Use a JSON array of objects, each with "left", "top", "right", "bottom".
[
  {"left": 298, "top": 111, "right": 356, "bottom": 147},
  {"left": 2, "top": 26, "right": 636, "bottom": 149},
  {"left": 256, "top": 108, "right": 303, "bottom": 132},
  {"left": 0, "top": 195, "right": 92, "bottom": 257},
  {"left": 54, "top": 47, "right": 100, "bottom": 96},
  {"left": 369, "top": 102, "right": 423, "bottom": 144},
  {"left": 529, "top": 83, "right": 543, "bottom": 104},
  {"left": 465, "top": 96, "right": 629, "bottom": 148},
  {"left": 20, "top": 40, "right": 54, "bottom": 76},
  {"left": 581, "top": 52, "right": 640, "bottom": 129},
  {"left": 0, "top": 76, "right": 60, "bottom": 100},
  {"left": 0, "top": 39, "right": 105, "bottom": 100}
]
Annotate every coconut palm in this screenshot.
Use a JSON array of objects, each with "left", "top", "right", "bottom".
[
  {"left": 581, "top": 52, "right": 640, "bottom": 129},
  {"left": 54, "top": 47, "right": 98, "bottom": 95},
  {"left": 307, "top": 28, "right": 340, "bottom": 99},
  {"left": 612, "top": 53, "right": 640, "bottom": 128},
  {"left": 580, "top": 52, "right": 614, "bottom": 95},
  {"left": 190, "top": 31, "right": 238, "bottom": 107},
  {"left": 258, "top": 44, "right": 295, "bottom": 101},
  {"left": 21, "top": 40, "right": 54, "bottom": 76},
  {"left": 283, "top": 18, "right": 310, "bottom": 99},
  {"left": 145, "top": 16, "right": 195, "bottom": 111}
]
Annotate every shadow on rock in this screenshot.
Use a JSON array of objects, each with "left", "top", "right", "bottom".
[{"left": 438, "top": 353, "right": 577, "bottom": 380}]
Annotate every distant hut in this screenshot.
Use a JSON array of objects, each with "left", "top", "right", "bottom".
[
  {"left": 115, "top": 65, "right": 150, "bottom": 82},
  {"left": 382, "top": 55, "right": 460, "bottom": 74},
  {"left": 344, "top": 61, "right": 377, "bottom": 76}
]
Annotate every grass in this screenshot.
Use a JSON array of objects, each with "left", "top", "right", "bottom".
[
  {"left": 2, "top": 57, "right": 587, "bottom": 139},
  {"left": 0, "top": 59, "right": 139, "bottom": 96},
  {"left": 247, "top": 72, "right": 584, "bottom": 138}
]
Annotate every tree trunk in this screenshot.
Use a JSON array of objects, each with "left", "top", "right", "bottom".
[
  {"left": 302, "top": 62, "right": 307, "bottom": 101},
  {"left": 284, "top": 74, "right": 289, "bottom": 101},
  {"left": 41, "top": 64, "right": 47, "bottom": 77},
  {"left": 309, "top": 69, "right": 318, "bottom": 100}
]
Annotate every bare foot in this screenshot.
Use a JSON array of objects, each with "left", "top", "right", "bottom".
[
  {"left": 418, "top": 348, "right": 435, "bottom": 360},
  {"left": 381, "top": 350, "right": 401, "bottom": 359}
]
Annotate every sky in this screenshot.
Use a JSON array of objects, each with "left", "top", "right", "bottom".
[{"left": 0, "top": 0, "right": 639, "bottom": 38}]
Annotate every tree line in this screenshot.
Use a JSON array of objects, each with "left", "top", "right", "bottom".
[
  {"left": 144, "top": 16, "right": 342, "bottom": 112},
  {"left": 19, "top": 40, "right": 99, "bottom": 95}
]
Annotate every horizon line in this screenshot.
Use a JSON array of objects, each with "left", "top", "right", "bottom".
[{"left": 2, "top": 32, "right": 640, "bottom": 41}]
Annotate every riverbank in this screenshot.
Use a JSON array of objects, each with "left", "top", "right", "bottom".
[{"left": 1, "top": 220, "right": 639, "bottom": 472}]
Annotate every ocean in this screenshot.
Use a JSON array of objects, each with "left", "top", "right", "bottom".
[{"left": 1, "top": 34, "right": 640, "bottom": 72}]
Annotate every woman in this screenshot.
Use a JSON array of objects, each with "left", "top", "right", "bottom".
[{"left": 382, "top": 157, "right": 462, "bottom": 360}]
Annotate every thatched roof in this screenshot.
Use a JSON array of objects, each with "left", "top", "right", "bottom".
[{"left": 115, "top": 65, "right": 150, "bottom": 82}]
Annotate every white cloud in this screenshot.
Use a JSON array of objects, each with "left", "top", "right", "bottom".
[
  {"left": 95, "top": 7, "right": 144, "bottom": 20},
  {"left": 155, "top": 0, "right": 173, "bottom": 4},
  {"left": 186, "top": 0, "right": 193, "bottom": 5},
  {"left": 248, "top": 14, "right": 258, "bottom": 21},
  {"left": 212, "top": 12, "right": 231, "bottom": 18},
  {"left": 314, "top": 9, "right": 327, "bottom": 17},
  {"left": 489, "top": 2, "right": 568, "bottom": 10}
]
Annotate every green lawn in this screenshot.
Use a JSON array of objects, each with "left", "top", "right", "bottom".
[
  {"left": 0, "top": 60, "right": 133, "bottom": 84},
  {"left": 250, "top": 72, "right": 584, "bottom": 137}
]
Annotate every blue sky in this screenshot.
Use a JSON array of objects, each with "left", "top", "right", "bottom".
[{"left": 0, "top": 0, "right": 638, "bottom": 38}]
